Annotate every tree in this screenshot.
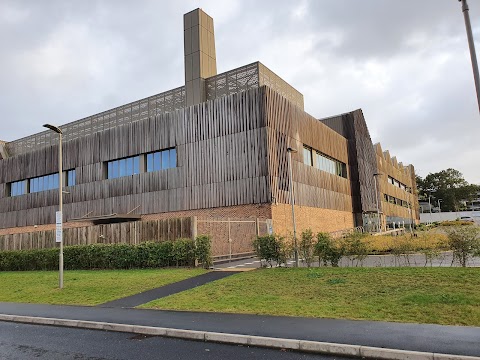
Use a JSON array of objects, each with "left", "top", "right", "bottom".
[{"left": 416, "top": 168, "right": 479, "bottom": 212}]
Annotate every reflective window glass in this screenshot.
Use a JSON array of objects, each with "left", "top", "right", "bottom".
[
  {"left": 146, "top": 153, "right": 154, "bottom": 172},
  {"left": 162, "top": 150, "right": 169, "bottom": 170},
  {"left": 303, "top": 147, "right": 312, "bottom": 166},
  {"left": 153, "top": 152, "right": 161, "bottom": 171},
  {"left": 133, "top": 156, "right": 140, "bottom": 174},
  {"left": 169, "top": 148, "right": 177, "bottom": 168},
  {"left": 126, "top": 157, "right": 133, "bottom": 175},
  {"left": 119, "top": 159, "right": 126, "bottom": 177}
]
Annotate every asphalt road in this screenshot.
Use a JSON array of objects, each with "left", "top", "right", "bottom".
[
  {"left": 0, "top": 321, "right": 349, "bottom": 360},
  {"left": 1, "top": 302, "right": 479, "bottom": 357}
]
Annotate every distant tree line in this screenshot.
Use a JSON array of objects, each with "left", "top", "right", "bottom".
[{"left": 416, "top": 168, "right": 479, "bottom": 212}]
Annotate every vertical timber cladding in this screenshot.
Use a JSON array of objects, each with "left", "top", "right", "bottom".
[
  {"left": 375, "top": 143, "right": 419, "bottom": 223},
  {"left": 0, "top": 87, "right": 270, "bottom": 229},
  {"left": 322, "top": 110, "right": 379, "bottom": 225},
  {"left": 263, "top": 87, "right": 353, "bottom": 214},
  {"left": 349, "top": 110, "right": 379, "bottom": 215}
]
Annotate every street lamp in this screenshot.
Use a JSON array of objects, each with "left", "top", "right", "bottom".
[
  {"left": 43, "top": 124, "right": 64, "bottom": 289},
  {"left": 457, "top": 0, "right": 480, "bottom": 114},
  {"left": 373, "top": 173, "right": 382, "bottom": 233},
  {"left": 287, "top": 147, "right": 299, "bottom": 267}
]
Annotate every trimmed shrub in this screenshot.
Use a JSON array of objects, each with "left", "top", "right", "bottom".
[
  {"left": 0, "top": 239, "right": 204, "bottom": 271},
  {"left": 195, "top": 235, "right": 213, "bottom": 269},
  {"left": 172, "top": 238, "right": 196, "bottom": 267}
]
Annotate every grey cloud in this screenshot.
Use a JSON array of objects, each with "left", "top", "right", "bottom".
[{"left": 1, "top": 0, "right": 480, "bottom": 184}]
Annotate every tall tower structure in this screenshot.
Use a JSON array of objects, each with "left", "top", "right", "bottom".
[{"left": 183, "top": 9, "right": 217, "bottom": 106}]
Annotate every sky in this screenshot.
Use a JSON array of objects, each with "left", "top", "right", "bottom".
[{"left": 1, "top": 0, "right": 480, "bottom": 183}]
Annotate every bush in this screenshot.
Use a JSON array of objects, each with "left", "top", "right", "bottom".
[
  {"left": 341, "top": 231, "right": 369, "bottom": 267},
  {"left": 172, "top": 238, "right": 196, "bottom": 267},
  {"left": 253, "top": 235, "right": 284, "bottom": 267},
  {"left": 195, "top": 235, "right": 213, "bottom": 269},
  {"left": 446, "top": 226, "right": 480, "bottom": 267},
  {"left": 314, "top": 232, "right": 343, "bottom": 267},
  {"left": 0, "top": 238, "right": 210, "bottom": 271},
  {"left": 440, "top": 220, "right": 474, "bottom": 227},
  {"left": 299, "top": 229, "right": 315, "bottom": 267}
]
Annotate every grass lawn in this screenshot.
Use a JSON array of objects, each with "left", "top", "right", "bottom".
[
  {"left": 141, "top": 267, "right": 480, "bottom": 326},
  {"left": 0, "top": 268, "right": 207, "bottom": 306}
]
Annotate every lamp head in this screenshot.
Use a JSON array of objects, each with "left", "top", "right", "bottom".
[{"left": 43, "top": 124, "right": 62, "bottom": 134}]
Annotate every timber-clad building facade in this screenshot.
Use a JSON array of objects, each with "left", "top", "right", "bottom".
[{"left": 0, "top": 9, "right": 419, "bottom": 248}]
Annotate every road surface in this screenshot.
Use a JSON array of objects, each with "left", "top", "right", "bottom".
[{"left": 0, "top": 321, "right": 350, "bottom": 360}]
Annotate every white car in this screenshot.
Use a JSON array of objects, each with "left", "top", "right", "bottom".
[{"left": 460, "top": 216, "right": 475, "bottom": 223}]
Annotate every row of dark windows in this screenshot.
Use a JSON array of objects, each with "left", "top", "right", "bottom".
[
  {"left": 383, "top": 193, "right": 411, "bottom": 208},
  {"left": 10, "top": 170, "right": 76, "bottom": 197},
  {"left": 387, "top": 175, "right": 411, "bottom": 193},
  {"left": 8, "top": 148, "right": 177, "bottom": 197},
  {"left": 303, "top": 146, "right": 347, "bottom": 179}
]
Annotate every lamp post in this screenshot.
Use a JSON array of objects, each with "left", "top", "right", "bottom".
[
  {"left": 428, "top": 194, "right": 433, "bottom": 225},
  {"left": 373, "top": 173, "right": 382, "bottom": 233},
  {"left": 287, "top": 147, "right": 299, "bottom": 267},
  {"left": 43, "top": 124, "right": 64, "bottom": 289},
  {"left": 457, "top": 0, "right": 480, "bottom": 114}
]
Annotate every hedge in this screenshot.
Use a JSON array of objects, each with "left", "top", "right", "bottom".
[{"left": 0, "top": 237, "right": 212, "bottom": 271}]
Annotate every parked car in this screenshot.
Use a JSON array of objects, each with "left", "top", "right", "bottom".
[{"left": 460, "top": 216, "right": 475, "bottom": 222}]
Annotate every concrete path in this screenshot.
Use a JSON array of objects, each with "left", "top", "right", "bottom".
[
  {"left": 99, "top": 271, "right": 236, "bottom": 308},
  {"left": 215, "top": 253, "right": 480, "bottom": 269},
  {"left": 0, "top": 302, "right": 478, "bottom": 357}
]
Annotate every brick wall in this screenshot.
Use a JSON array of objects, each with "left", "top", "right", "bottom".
[
  {"left": 142, "top": 204, "right": 272, "bottom": 221},
  {"left": 271, "top": 204, "right": 355, "bottom": 236}
]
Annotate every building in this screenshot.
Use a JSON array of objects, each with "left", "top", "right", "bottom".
[{"left": 0, "top": 9, "right": 419, "bottom": 255}]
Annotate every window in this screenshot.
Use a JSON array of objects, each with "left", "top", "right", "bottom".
[
  {"left": 107, "top": 155, "right": 141, "bottom": 179},
  {"left": 303, "top": 147, "right": 313, "bottom": 166},
  {"left": 67, "top": 169, "right": 76, "bottom": 186},
  {"left": 29, "top": 173, "right": 59, "bottom": 193},
  {"left": 314, "top": 151, "right": 347, "bottom": 178},
  {"left": 10, "top": 180, "right": 27, "bottom": 197},
  {"left": 146, "top": 148, "right": 176, "bottom": 172}
]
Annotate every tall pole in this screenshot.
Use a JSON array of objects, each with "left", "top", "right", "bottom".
[
  {"left": 287, "top": 147, "right": 299, "bottom": 267},
  {"left": 58, "top": 132, "right": 63, "bottom": 289},
  {"left": 428, "top": 195, "right": 432, "bottom": 225},
  {"left": 373, "top": 173, "right": 381, "bottom": 233},
  {"left": 44, "top": 124, "right": 63, "bottom": 289},
  {"left": 408, "top": 201, "right": 414, "bottom": 234},
  {"left": 459, "top": 0, "right": 480, "bottom": 113}
]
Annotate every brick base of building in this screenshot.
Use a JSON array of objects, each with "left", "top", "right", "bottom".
[
  {"left": 0, "top": 203, "right": 356, "bottom": 255},
  {"left": 271, "top": 203, "right": 355, "bottom": 236}
]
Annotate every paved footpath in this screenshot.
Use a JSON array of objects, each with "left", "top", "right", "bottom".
[
  {"left": 216, "top": 253, "right": 480, "bottom": 269},
  {"left": 0, "top": 302, "right": 478, "bottom": 357},
  {"left": 99, "top": 271, "right": 236, "bottom": 308}
]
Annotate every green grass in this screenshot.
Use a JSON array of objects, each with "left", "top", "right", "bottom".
[
  {"left": 0, "top": 268, "right": 207, "bottom": 306},
  {"left": 141, "top": 267, "right": 480, "bottom": 326}
]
